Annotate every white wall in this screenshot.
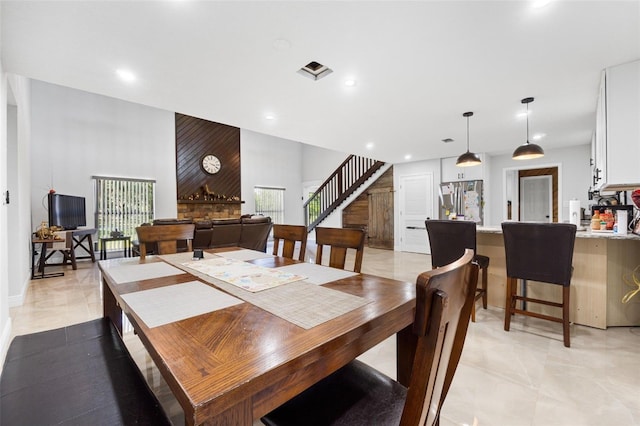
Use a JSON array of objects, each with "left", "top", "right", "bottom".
[
  {"left": 301, "top": 144, "right": 348, "bottom": 184},
  {"left": 487, "top": 144, "right": 591, "bottom": 226},
  {"left": 30, "top": 80, "right": 177, "bottom": 228},
  {"left": 240, "top": 129, "right": 304, "bottom": 225}
]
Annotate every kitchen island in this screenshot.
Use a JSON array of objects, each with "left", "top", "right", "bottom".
[{"left": 477, "top": 226, "right": 640, "bottom": 329}]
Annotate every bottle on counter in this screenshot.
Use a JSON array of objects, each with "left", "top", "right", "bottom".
[{"left": 591, "top": 210, "right": 601, "bottom": 231}]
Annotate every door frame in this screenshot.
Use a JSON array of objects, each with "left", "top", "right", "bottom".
[{"left": 502, "top": 163, "right": 562, "bottom": 223}]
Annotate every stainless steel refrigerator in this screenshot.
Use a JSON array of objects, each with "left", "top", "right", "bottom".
[{"left": 438, "top": 180, "right": 484, "bottom": 224}]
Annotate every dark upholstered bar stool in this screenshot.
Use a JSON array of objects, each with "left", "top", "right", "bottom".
[
  {"left": 272, "top": 224, "right": 308, "bottom": 261},
  {"left": 261, "top": 250, "right": 479, "bottom": 426},
  {"left": 315, "top": 227, "right": 366, "bottom": 273},
  {"left": 426, "top": 219, "right": 489, "bottom": 322},
  {"left": 501, "top": 222, "right": 576, "bottom": 347}
]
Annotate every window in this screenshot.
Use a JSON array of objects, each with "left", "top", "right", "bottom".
[
  {"left": 254, "top": 186, "right": 285, "bottom": 224},
  {"left": 93, "top": 176, "right": 155, "bottom": 244}
]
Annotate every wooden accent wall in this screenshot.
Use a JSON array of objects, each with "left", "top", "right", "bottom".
[
  {"left": 342, "top": 167, "right": 394, "bottom": 249},
  {"left": 176, "top": 113, "right": 241, "bottom": 201}
]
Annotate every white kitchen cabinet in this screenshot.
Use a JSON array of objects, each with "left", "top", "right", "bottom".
[
  {"left": 595, "top": 60, "right": 640, "bottom": 191},
  {"left": 441, "top": 154, "right": 485, "bottom": 182}
]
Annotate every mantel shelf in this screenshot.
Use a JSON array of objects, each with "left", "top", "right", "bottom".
[{"left": 177, "top": 200, "right": 245, "bottom": 204}]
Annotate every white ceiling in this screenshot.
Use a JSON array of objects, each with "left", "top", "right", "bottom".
[{"left": 2, "top": 1, "right": 639, "bottom": 163}]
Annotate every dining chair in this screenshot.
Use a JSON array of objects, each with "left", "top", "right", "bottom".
[
  {"left": 135, "top": 223, "right": 195, "bottom": 260},
  {"left": 501, "top": 222, "right": 576, "bottom": 347},
  {"left": 314, "top": 227, "right": 366, "bottom": 273},
  {"left": 425, "top": 219, "right": 489, "bottom": 322},
  {"left": 261, "top": 249, "right": 479, "bottom": 426},
  {"left": 272, "top": 224, "right": 308, "bottom": 261}
]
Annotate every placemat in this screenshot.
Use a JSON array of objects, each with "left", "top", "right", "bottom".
[
  {"left": 160, "top": 253, "right": 370, "bottom": 329},
  {"left": 274, "top": 262, "right": 359, "bottom": 285},
  {"left": 103, "top": 261, "right": 187, "bottom": 285},
  {"left": 121, "top": 281, "right": 243, "bottom": 328}
]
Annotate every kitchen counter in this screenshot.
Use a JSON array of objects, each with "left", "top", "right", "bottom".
[
  {"left": 478, "top": 225, "right": 640, "bottom": 240},
  {"left": 477, "top": 225, "right": 640, "bottom": 329}
]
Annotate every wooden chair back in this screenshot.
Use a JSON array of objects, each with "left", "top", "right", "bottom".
[
  {"left": 314, "top": 227, "right": 366, "bottom": 273},
  {"left": 401, "top": 249, "right": 478, "bottom": 425},
  {"left": 135, "top": 224, "right": 195, "bottom": 260},
  {"left": 272, "top": 224, "right": 308, "bottom": 261}
]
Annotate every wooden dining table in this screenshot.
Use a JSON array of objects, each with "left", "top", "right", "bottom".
[{"left": 99, "top": 247, "right": 417, "bottom": 426}]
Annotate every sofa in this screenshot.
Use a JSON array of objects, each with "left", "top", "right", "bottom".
[{"left": 193, "top": 215, "right": 273, "bottom": 252}]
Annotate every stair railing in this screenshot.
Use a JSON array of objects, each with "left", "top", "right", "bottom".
[{"left": 304, "top": 155, "right": 385, "bottom": 232}]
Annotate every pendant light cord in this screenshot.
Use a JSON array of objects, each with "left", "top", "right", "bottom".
[
  {"left": 526, "top": 102, "right": 530, "bottom": 144},
  {"left": 466, "top": 115, "right": 470, "bottom": 151}
]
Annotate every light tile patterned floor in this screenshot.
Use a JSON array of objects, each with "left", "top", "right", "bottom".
[{"left": 8, "top": 246, "right": 640, "bottom": 425}]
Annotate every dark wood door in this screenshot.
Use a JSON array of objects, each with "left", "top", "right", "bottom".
[{"left": 368, "top": 189, "right": 394, "bottom": 249}]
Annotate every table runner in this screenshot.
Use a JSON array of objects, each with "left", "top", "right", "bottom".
[
  {"left": 215, "top": 249, "right": 276, "bottom": 261},
  {"left": 160, "top": 252, "right": 370, "bottom": 329},
  {"left": 182, "top": 257, "right": 306, "bottom": 292},
  {"left": 121, "top": 281, "right": 243, "bottom": 328},
  {"left": 273, "top": 262, "right": 358, "bottom": 285}
]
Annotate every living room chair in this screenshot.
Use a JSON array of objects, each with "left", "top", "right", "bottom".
[
  {"left": 502, "top": 222, "right": 576, "bottom": 347},
  {"left": 314, "top": 227, "right": 366, "bottom": 273},
  {"left": 272, "top": 224, "right": 308, "bottom": 261},
  {"left": 426, "top": 219, "right": 489, "bottom": 322},
  {"left": 135, "top": 223, "right": 195, "bottom": 260},
  {"left": 261, "top": 249, "right": 479, "bottom": 426}
]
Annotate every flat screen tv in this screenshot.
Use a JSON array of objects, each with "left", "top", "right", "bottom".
[{"left": 48, "top": 193, "right": 87, "bottom": 230}]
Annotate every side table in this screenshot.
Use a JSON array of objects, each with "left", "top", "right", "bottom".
[{"left": 100, "top": 236, "right": 132, "bottom": 260}]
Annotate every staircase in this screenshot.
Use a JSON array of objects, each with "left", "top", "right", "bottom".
[{"left": 304, "top": 155, "right": 385, "bottom": 232}]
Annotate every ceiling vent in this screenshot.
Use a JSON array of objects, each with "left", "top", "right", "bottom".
[
  {"left": 442, "top": 138, "right": 455, "bottom": 143},
  {"left": 298, "top": 61, "right": 333, "bottom": 81}
]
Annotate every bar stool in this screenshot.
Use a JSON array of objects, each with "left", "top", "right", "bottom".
[
  {"left": 501, "top": 222, "right": 576, "bottom": 347},
  {"left": 426, "top": 219, "right": 489, "bottom": 322}
]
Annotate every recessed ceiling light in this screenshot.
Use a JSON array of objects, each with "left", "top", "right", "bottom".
[
  {"left": 532, "top": 133, "right": 546, "bottom": 141},
  {"left": 404, "top": 154, "right": 412, "bottom": 161},
  {"left": 345, "top": 79, "right": 357, "bottom": 87},
  {"left": 265, "top": 114, "right": 276, "bottom": 120},
  {"left": 366, "top": 142, "right": 374, "bottom": 150},
  {"left": 516, "top": 111, "right": 530, "bottom": 119},
  {"left": 116, "top": 68, "right": 136, "bottom": 83}
]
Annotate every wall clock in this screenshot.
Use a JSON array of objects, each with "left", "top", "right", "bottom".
[{"left": 201, "top": 154, "right": 221, "bottom": 175}]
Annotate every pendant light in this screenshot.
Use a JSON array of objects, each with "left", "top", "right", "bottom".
[
  {"left": 456, "top": 111, "right": 482, "bottom": 167},
  {"left": 512, "top": 97, "right": 544, "bottom": 160},
  {"left": 456, "top": 112, "right": 482, "bottom": 167}
]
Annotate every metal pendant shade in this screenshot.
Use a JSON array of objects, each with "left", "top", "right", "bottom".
[
  {"left": 456, "top": 111, "right": 481, "bottom": 167},
  {"left": 513, "top": 97, "right": 544, "bottom": 160}
]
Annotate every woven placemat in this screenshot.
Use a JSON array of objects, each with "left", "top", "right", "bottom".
[{"left": 160, "top": 253, "right": 370, "bottom": 329}]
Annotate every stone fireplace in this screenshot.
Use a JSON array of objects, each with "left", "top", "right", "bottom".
[{"left": 177, "top": 201, "right": 243, "bottom": 221}]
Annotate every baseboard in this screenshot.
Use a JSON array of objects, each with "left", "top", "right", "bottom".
[
  {"left": 8, "top": 276, "right": 29, "bottom": 308},
  {"left": 0, "top": 317, "right": 13, "bottom": 372}
]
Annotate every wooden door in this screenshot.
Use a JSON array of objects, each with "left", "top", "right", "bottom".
[{"left": 368, "top": 189, "right": 393, "bottom": 249}]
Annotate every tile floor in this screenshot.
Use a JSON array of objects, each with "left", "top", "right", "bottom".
[{"left": 7, "top": 246, "right": 640, "bottom": 426}]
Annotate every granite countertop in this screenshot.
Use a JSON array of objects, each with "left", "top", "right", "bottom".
[{"left": 477, "top": 225, "right": 640, "bottom": 241}]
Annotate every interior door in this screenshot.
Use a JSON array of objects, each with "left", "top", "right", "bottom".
[
  {"left": 520, "top": 175, "right": 552, "bottom": 222},
  {"left": 399, "top": 173, "right": 433, "bottom": 254},
  {"left": 368, "top": 189, "right": 393, "bottom": 249}
]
